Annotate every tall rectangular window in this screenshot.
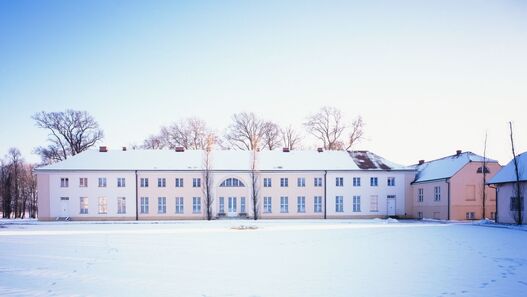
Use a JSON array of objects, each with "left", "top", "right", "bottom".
[
  {"left": 264, "top": 197, "right": 272, "bottom": 213},
  {"left": 98, "top": 197, "right": 108, "bottom": 214},
  {"left": 418, "top": 188, "right": 424, "bottom": 202},
  {"left": 158, "top": 178, "right": 166, "bottom": 188},
  {"left": 98, "top": 177, "right": 107, "bottom": 188},
  {"left": 280, "top": 196, "right": 289, "bottom": 213},
  {"left": 314, "top": 177, "right": 323, "bottom": 187},
  {"left": 335, "top": 196, "right": 344, "bottom": 212},
  {"left": 434, "top": 186, "right": 441, "bottom": 201},
  {"left": 387, "top": 177, "right": 395, "bottom": 187},
  {"left": 297, "top": 196, "right": 306, "bottom": 213},
  {"left": 219, "top": 197, "right": 225, "bottom": 213},
  {"left": 352, "top": 177, "right": 361, "bottom": 187},
  {"left": 60, "top": 178, "right": 69, "bottom": 188},
  {"left": 193, "top": 197, "right": 201, "bottom": 213},
  {"left": 117, "top": 178, "right": 126, "bottom": 187},
  {"left": 353, "top": 196, "right": 361, "bottom": 212},
  {"left": 370, "top": 195, "right": 378, "bottom": 212},
  {"left": 140, "top": 178, "right": 149, "bottom": 187},
  {"left": 314, "top": 196, "right": 322, "bottom": 213},
  {"left": 336, "top": 177, "right": 344, "bottom": 187},
  {"left": 175, "top": 178, "right": 184, "bottom": 188},
  {"left": 193, "top": 178, "right": 201, "bottom": 188},
  {"left": 79, "top": 178, "right": 88, "bottom": 188},
  {"left": 80, "top": 197, "right": 88, "bottom": 214},
  {"left": 297, "top": 178, "right": 306, "bottom": 187},
  {"left": 117, "top": 197, "right": 126, "bottom": 214},
  {"left": 370, "top": 177, "right": 378, "bottom": 187},
  {"left": 140, "top": 197, "right": 149, "bottom": 214},
  {"left": 263, "top": 178, "right": 272, "bottom": 187},
  {"left": 158, "top": 197, "right": 166, "bottom": 214},
  {"left": 176, "top": 197, "right": 184, "bottom": 214},
  {"left": 240, "top": 197, "right": 246, "bottom": 213},
  {"left": 280, "top": 178, "right": 289, "bottom": 187},
  {"left": 510, "top": 197, "right": 524, "bottom": 211}
]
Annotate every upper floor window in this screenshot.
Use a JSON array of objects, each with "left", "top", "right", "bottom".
[
  {"left": 280, "top": 178, "right": 289, "bottom": 187},
  {"left": 98, "top": 177, "right": 107, "bottom": 188},
  {"left": 314, "top": 177, "right": 323, "bottom": 187},
  {"left": 220, "top": 178, "right": 245, "bottom": 187},
  {"left": 370, "top": 177, "right": 378, "bottom": 187},
  {"left": 158, "top": 178, "right": 166, "bottom": 188},
  {"left": 297, "top": 177, "right": 306, "bottom": 187},
  {"left": 60, "top": 178, "right": 69, "bottom": 188},
  {"left": 193, "top": 178, "right": 201, "bottom": 188},
  {"left": 175, "top": 178, "right": 184, "bottom": 188},
  {"left": 140, "top": 178, "right": 149, "bottom": 187},
  {"left": 263, "top": 178, "right": 272, "bottom": 187},
  {"left": 353, "top": 177, "right": 361, "bottom": 187},
  {"left": 117, "top": 178, "right": 126, "bottom": 188},
  {"left": 336, "top": 177, "right": 344, "bottom": 187},
  {"left": 434, "top": 186, "right": 441, "bottom": 201},
  {"left": 477, "top": 166, "right": 490, "bottom": 174},
  {"left": 387, "top": 177, "right": 395, "bottom": 187},
  {"left": 79, "top": 177, "right": 88, "bottom": 188}
]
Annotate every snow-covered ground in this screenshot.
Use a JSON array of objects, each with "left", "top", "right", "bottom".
[{"left": 0, "top": 219, "right": 526, "bottom": 297}]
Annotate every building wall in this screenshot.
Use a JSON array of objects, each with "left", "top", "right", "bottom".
[
  {"left": 36, "top": 173, "right": 51, "bottom": 220},
  {"left": 412, "top": 180, "right": 449, "bottom": 220},
  {"left": 496, "top": 182, "right": 527, "bottom": 224},
  {"left": 449, "top": 162, "right": 501, "bottom": 220}
]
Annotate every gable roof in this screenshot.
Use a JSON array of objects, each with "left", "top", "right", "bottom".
[
  {"left": 349, "top": 151, "right": 406, "bottom": 170},
  {"left": 412, "top": 151, "right": 498, "bottom": 184},
  {"left": 488, "top": 152, "right": 527, "bottom": 184}
]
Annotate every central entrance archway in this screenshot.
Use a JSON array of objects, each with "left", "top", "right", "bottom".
[{"left": 217, "top": 177, "right": 249, "bottom": 218}]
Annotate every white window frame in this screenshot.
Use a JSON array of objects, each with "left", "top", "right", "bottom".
[
  {"left": 192, "top": 197, "right": 201, "bottom": 213},
  {"left": 140, "top": 197, "right": 149, "bottom": 214},
  {"left": 80, "top": 197, "right": 88, "bottom": 214},
  {"left": 193, "top": 178, "right": 201, "bottom": 188},
  {"left": 352, "top": 177, "right": 361, "bottom": 187},
  {"left": 370, "top": 195, "right": 378, "bottom": 212},
  {"left": 218, "top": 197, "right": 225, "bottom": 213},
  {"left": 336, "top": 177, "right": 344, "bottom": 187},
  {"left": 240, "top": 197, "right": 246, "bottom": 213},
  {"left": 98, "top": 197, "right": 108, "bottom": 214},
  {"left": 314, "top": 196, "right": 322, "bottom": 213},
  {"left": 263, "top": 178, "right": 272, "bottom": 188},
  {"left": 117, "top": 178, "right": 126, "bottom": 188},
  {"left": 280, "top": 178, "right": 289, "bottom": 187},
  {"left": 117, "top": 197, "right": 126, "bottom": 214},
  {"left": 297, "top": 196, "right": 306, "bottom": 213},
  {"left": 140, "top": 178, "right": 149, "bottom": 187},
  {"left": 98, "top": 177, "right": 107, "bottom": 188},
  {"left": 60, "top": 178, "right": 69, "bottom": 188},
  {"left": 314, "top": 177, "right": 323, "bottom": 187},
  {"left": 79, "top": 177, "right": 88, "bottom": 188},
  {"left": 418, "top": 188, "right": 424, "bottom": 202},
  {"left": 353, "top": 196, "right": 361, "bottom": 212},
  {"left": 370, "top": 177, "right": 378, "bottom": 187},
  {"left": 280, "top": 196, "right": 288, "bottom": 213},
  {"left": 387, "top": 177, "right": 395, "bottom": 187},
  {"left": 434, "top": 186, "right": 441, "bottom": 201},
  {"left": 175, "top": 178, "right": 184, "bottom": 188},
  {"left": 176, "top": 197, "right": 184, "bottom": 214},
  {"left": 158, "top": 197, "right": 167, "bottom": 214},
  {"left": 263, "top": 196, "right": 272, "bottom": 213},
  {"left": 158, "top": 178, "right": 166, "bottom": 188},
  {"left": 336, "top": 196, "right": 344, "bottom": 212},
  {"left": 297, "top": 177, "right": 306, "bottom": 187}
]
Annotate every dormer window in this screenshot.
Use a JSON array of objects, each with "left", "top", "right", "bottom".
[{"left": 477, "top": 166, "right": 490, "bottom": 174}]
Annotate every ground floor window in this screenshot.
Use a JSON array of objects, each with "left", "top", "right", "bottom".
[
  {"left": 158, "top": 197, "right": 166, "bottom": 214},
  {"left": 176, "top": 197, "right": 184, "bottom": 214},
  {"left": 280, "top": 196, "right": 288, "bottom": 213},
  {"left": 314, "top": 196, "right": 322, "bottom": 213},
  {"left": 98, "top": 197, "right": 107, "bottom": 214},
  {"left": 353, "top": 196, "right": 361, "bottom": 212},
  {"left": 117, "top": 197, "right": 126, "bottom": 214},
  {"left": 240, "top": 197, "right": 246, "bottom": 213},
  {"left": 370, "top": 195, "right": 378, "bottom": 212},
  {"left": 193, "top": 197, "right": 201, "bottom": 213},
  {"left": 466, "top": 211, "right": 475, "bottom": 220},
  {"left": 80, "top": 197, "right": 88, "bottom": 214},
  {"left": 335, "top": 196, "right": 343, "bottom": 212},
  {"left": 510, "top": 196, "right": 524, "bottom": 211},
  {"left": 297, "top": 196, "right": 306, "bottom": 213},
  {"left": 418, "top": 211, "right": 423, "bottom": 219},
  {"left": 218, "top": 197, "right": 225, "bottom": 213},
  {"left": 264, "top": 197, "right": 272, "bottom": 213},
  {"left": 140, "top": 197, "right": 149, "bottom": 214}
]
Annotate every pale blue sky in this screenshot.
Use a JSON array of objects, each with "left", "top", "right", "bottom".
[{"left": 1, "top": 0, "right": 526, "bottom": 165}]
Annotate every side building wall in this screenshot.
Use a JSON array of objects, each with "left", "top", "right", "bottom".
[
  {"left": 496, "top": 182, "right": 527, "bottom": 224},
  {"left": 412, "top": 180, "right": 449, "bottom": 220}
]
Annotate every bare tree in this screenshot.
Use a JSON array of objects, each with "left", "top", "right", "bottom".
[
  {"left": 202, "top": 134, "right": 215, "bottom": 220},
  {"left": 225, "top": 112, "right": 268, "bottom": 150},
  {"left": 304, "top": 106, "right": 364, "bottom": 150},
  {"left": 509, "top": 121, "right": 523, "bottom": 225},
  {"left": 482, "top": 131, "right": 488, "bottom": 219},
  {"left": 7, "top": 148, "right": 21, "bottom": 218},
  {"left": 281, "top": 125, "right": 303, "bottom": 150},
  {"left": 0, "top": 159, "right": 11, "bottom": 218},
  {"left": 250, "top": 149, "right": 260, "bottom": 220},
  {"left": 142, "top": 134, "right": 164, "bottom": 149},
  {"left": 33, "top": 110, "right": 104, "bottom": 164},
  {"left": 161, "top": 118, "right": 218, "bottom": 150},
  {"left": 262, "top": 122, "right": 281, "bottom": 150}
]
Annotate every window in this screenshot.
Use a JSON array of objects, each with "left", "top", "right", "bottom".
[
  {"left": 336, "top": 196, "right": 344, "bottom": 212},
  {"left": 434, "top": 186, "right": 441, "bottom": 201},
  {"left": 353, "top": 196, "right": 361, "bottom": 212},
  {"left": 280, "top": 196, "right": 288, "bottom": 213},
  {"left": 510, "top": 197, "right": 524, "bottom": 211},
  {"left": 297, "top": 177, "right": 306, "bottom": 187},
  {"left": 193, "top": 197, "right": 201, "bottom": 213},
  {"left": 158, "top": 178, "right": 166, "bottom": 188},
  {"left": 158, "top": 197, "right": 166, "bottom": 214},
  {"left": 140, "top": 197, "right": 149, "bottom": 214},
  {"left": 264, "top": 197, "right": 272, "bottom": 213},
  {"left": 98, "top": 197, "right": 107, "bottom": 214},
  {"left": 60, "top": 197, "right": 69, "bottom": 200},
  {"left": 418, "top": 211, "right": 423, "bottom": 219},
  {"left": 465, "top": 185, "right": 476, "bottom": 201},
  {"left": 98, "top": 177, "right": 107, "bottom": 188},
  {"left": 370, "top": 195, "right": 378, "bottom": 212},
  {"left": 314, "top": 177, "right": 323, "bottom": 187},
  {"left": 220, "top": 178, "right": 245, "bottom": 187},
  {"left": 140, "top": 178, "right": 149, "bottom": 187},
  {"left": 193, "top": 178, "right": 201, "bottom": 188},
  {"left": 477, "top": 166, "right": 490, "bottom": 174},
  {"left": 314, "top": 196, "right": 322, "bottom": 213},
  {"left": 176, "top": 197, "right": 184, "bottom": 214},
  {"left": 370, "top": 177, "right": 378, "bottom": 187},
  {"left": 79, "top": 178, "right": 88, "bottom": 188},
  {"left": 336, "top": 177, "right": 344, "bottom": 187},
  {"left": 60, "top": 178, "right": 69, "bottom": 188},
  {"left": 218, "top": 197, "right": 225, "bottom": 213},
  {"left": 466, "top": 212, "right": 475, "bottom": 220},
  {"left": 297, "top": 196, "right": 306, "bottom": 213},
  {"left": 240, "top": 197, "right": 246, "bottom": 213},
  {"left": 117, "top": 178, "right": 126, "bottom": 188},
  {"left": 80, "top": 197, "right": 88, "bottom": 214},
  {"left": 418, "top": 188, "right": 424, "bottom": 202},
  {"left": 280, "top": 178, "right": 289, "bottom": 187},
  {"left": 263, "top": 178, "right": 272, "bottom": 187},
  {"left": 352, "top": 177, "right": 361, "bottom": 187},
  {"left": 387, "top": 177, "right": 395, "bottom": 187},
  {"left": 175, "top": 178, "right": 184, "bottom": 188},
  {"left": 117, "top": 197, "right": 126, "bottom": 214}
]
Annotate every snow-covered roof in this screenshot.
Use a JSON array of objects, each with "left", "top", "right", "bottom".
[
  {"left": 349, "top": 151, "right": 406, "bottom": 170},
  {"left": 413, "top": 152, "right": 498, "bottom": 184},
  {"left": 488, "top": 152, "right": 527, "bottom": 184},
  {"left": 35, "top": 149, "right": 412, "bottom": 172}
]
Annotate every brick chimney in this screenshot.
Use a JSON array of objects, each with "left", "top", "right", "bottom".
[
  {"left": 122, "top": 147, "right": 127, "bottom": 151},
  {"left": 99, "top": 146, "right": 107, "bottom": 152},
  {"left": 175, "top": 146, "right": 185, "bottom": 152},
  {"left": 282, "top": 147, "right": 290, "bottom": 152},
  {"left": 418, "top": 160, "right": 425, "bottom": 165},
  {"left": 317, "top": 148, "right": 324, "bottom": 153},
  {"left": 456, "top": 150, "right": 462, "bottom": 156}
]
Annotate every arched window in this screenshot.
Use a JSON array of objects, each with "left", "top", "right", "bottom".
[
  {"left": 220, "top": 178, "right": 245, "bottom": 187},
  {"left": 477, "top": 166, "right": 490, "bottom": 174}
]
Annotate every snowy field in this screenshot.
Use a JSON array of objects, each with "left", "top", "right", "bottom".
[{"left": 0, "top": 220, "right": 526, "bottom": 297}]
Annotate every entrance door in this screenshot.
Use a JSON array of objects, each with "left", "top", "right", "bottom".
[
  {"left": 60, "top": 197, "right": 69, "bottom": 217},
  {"left": 228, "top": 197, "right": 237, "bottom": 217},
  {"left": 387, "top": 196, "right": 396, "bottom": 216}
]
